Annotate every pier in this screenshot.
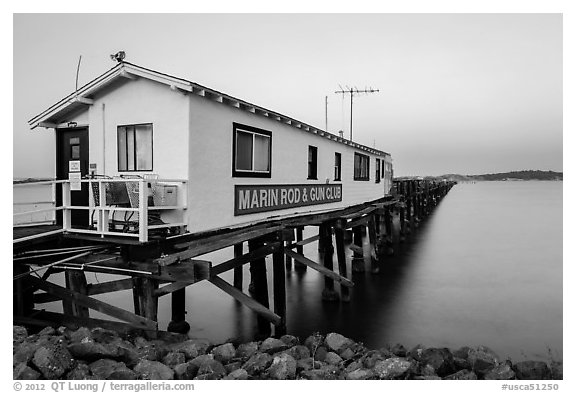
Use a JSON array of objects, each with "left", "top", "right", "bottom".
[{"left": 13, "top": 179, "right": 455, "bottom": 338}]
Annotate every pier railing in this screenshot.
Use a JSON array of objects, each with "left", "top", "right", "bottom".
[{"left": 13, "top": 177, "right": 188, "bottom": 243}]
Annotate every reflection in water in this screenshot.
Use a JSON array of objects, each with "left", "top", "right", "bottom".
[{"left": 43, "top": 182, "right": 562, "bottom": 361}]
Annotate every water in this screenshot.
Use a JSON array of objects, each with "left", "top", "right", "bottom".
[{"left": 32, "top": 181, "right": 563, "bottom": 361}]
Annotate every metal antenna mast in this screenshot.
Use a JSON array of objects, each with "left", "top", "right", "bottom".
[{"left": 335, "top": 86, "right": 379, "bottom": 141}]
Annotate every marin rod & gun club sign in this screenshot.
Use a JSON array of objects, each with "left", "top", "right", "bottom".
[{"left": 234, "top": 184, "right": 343, "bottom": 216}]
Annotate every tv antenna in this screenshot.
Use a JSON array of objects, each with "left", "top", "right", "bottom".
[{"left": 335, "top": 86, "right": 379, "bottom": 141}]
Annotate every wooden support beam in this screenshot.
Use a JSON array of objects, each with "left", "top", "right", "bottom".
[
  {"left": 66, "top": 271, "right": 90, "bottom": 318},
  {"left": 284, "top": 249, "right": 354, "bottom": 287},
  {"left": 87, "top": 278, "right": 134, "bottom": 296},
  {"left": 27, "top": 276, "right": 157, "bottom": 330},
  {"left": 153, "top": 282, "right": 189, "bottom": 297},
  {"left": 233, "top": 243, "right": 244, "bottom": 290},
  {"left": 334, "top": 224, "right": 350, "bottom": 302},
  {"left": 320, "top": 223, "right": 338, "bottom": 301},
  {"left": 209, "top": 276, "right": 281, "bottom": 325},
  {"left": 294, "top": 226, "right": 307, "bottom": 272},
  {"left": 286, "top": 234, "right": 319, "bottom": 248},
  {"left": 211, "top": 242, "right": 281, "bottom": 276},
  {"left": 272, "top": 232, "right": 286, "bottom": 336},
  {"left": 351, "top": 226, "right": 365, "bottom": 273},
  {"left": 345, "top": 214, "right": 372, "bottom": 229},
  {"left": 248, "top": 238, "right": 271, "bottom": 336}
]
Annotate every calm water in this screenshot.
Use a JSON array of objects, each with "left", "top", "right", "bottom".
[{"left": 39, "top": 181, "right": 563, "bottom": 361}]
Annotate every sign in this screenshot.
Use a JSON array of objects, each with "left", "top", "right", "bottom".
[
  {"left": 234, "top": 183, "right": 342, "bottom": 216},
  {"left": 69, "top": 160, "right": 81, "bottom": 172},
  {"left": 69, "top": 172, "right": 81, "bottom": 191}
]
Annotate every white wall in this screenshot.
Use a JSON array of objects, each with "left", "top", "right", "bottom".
[{"left": 187, "top": 95, "right": 390, "bottom": 233}]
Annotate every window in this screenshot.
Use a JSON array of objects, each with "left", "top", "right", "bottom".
[
  {"left": 382, "top": 160, "right": 385, "bottom": 179},
  {"left": 375, "top": 158, "right": 381, "bottom": 183},
  {"left": 233, "top": 123, "right": 271, "bottom": 178},
  {"left": 308, "top": 146, "right": 318, "bottom": 180},
  {"left": 354, "top": 153, "right": 370, "bottom": 181},
  {"left": 334, "top": 152, "right": 342, "bottom": 181},
  {"left": 118, "top": 124, "right": 153, "bottom": 171}
]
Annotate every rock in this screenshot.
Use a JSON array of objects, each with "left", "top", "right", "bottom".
[
  {"left": 514, "top": 361, "right": 552, "bottom": 380},
  {"left": 68, "top": 341, "right": 120, "bottom": 360},
  {"left": 339, "top": 348, "right": 355, "bottom": 360},
  {"left": 468, "top": 346, "right": 500, "bottom": 376},
  {"left": 390, "top": 343, "right": 408, "bottom": 357},
  {"left": 325, "top": 332, "right": 352, "bottom": 352},
  {"left": 134, "top": 359, "right": 175, "bottom": 380},
  {"left": 91, "top": 328, "right": 120, "bottom": 344},
  {"left": 211, "top": 343, "right": 236, "bottom": 363},
  {"left": 173, "top": 361, "right": 199, "bottom": 380},
  {"left": 169, "top": 339, "right": 210, "bottom": 360},
  {"left": 225, "top": 361, "right": 243, "bottom": 374},
  {"left": 237, "top": 342, "right": 259, "bottom": 359},
  {"left": 407, "top": 344, "right": 426, "bottom": 361},
  {"left": 66, "top": 363, "right": 94, "bottom": 380},
  {"left": 420, "top": 348, "right": 456, "bottom": 377},
  {"left": 414, "top": 375, "right": 442, "bottom": 380},
  {"left": 443, "top": 369, "right": 478, "bottom": 380},
  {"left": 345, "top": 368, "right": 374, "bottom": 380},
  {"left": 454, "top": 356, "right": 471, "bottom": 370},
  {"left": 266, "top": 353, "right": 297, "bottom": 380},
  {"left": 296, "top": 357, "right": 316, "bottom": 372},
  {"left": 284, "top": 345, "right": 310, "bottom": 360},
  {"left": 484, "top": 363, "right": 516, "bottom": 380},
  {"left": 13, "top": 326, "right": 28, "bottom": 344},
  {"left": 137, "top": 343, "right": 165, "bottom": 362},
  {"left": 324, "top": 352, "right": 343, "bottom": 365},
  {"left": 362, "top": 350, "right": 385, "bottom": 368},
  {"left": 13, "top": 363, "right": 41, "bottom": 380},
  {"left": 551, "top": 361, "right": 563, "bottom": 379},
  {"left": 242, "top": 352, "right": 273, "bottom": 375},
  {"left": 163, "top": 352, "right": 186, "bottom": 368},
  {"left": 188, "top": 354, "right": 214, "bottom": 369},
  {"left": 453, "top": 346, "right": 472, "bottom": 359},
  {"left": 313, "top": 346, "right": 328, "bottom": 361},
  {"left": 109, "top": 368, "right": 138, "bottom": 380},
  {"left": 304, "top": 334, "right": 324, "bottom": 352},
  {"left": 13, "top": 341, "right": 41, "bottom": 365},
  {"left": 89, "top": 359, "right": 126, "bottom": 379},
  {"left": 38, "top": 326, "right": 56, "bottom": 336},
  {"left": 260, "top": 337, "right": 289, "bottom": 354},
  {"left": 70, "top": 327, "right": 92, "bottom": 343},
  {"left": 224, "top": 368, "right": 249, "bottom": 380},
  {"left": 196, "top": 359, "right": 226, "bottom": 379},
  {"left": 344, "top": 360, "right": 362, "bottom": 374},
  {"left": 374, "top": 357, "right": 412, "bottom": 379},
  {"left": 167, "top": 320, "right": 191, "bottom": 334},
  {"left": 279, "top": 335, "right": 299, "bottom": 347},
  {"left": 32, "top": 341, "right": 74, "bottom": 379}
]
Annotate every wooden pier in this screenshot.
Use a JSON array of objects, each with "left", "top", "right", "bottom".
[{"left": 13, "top": 179, "right": 455, "bottom": 338}]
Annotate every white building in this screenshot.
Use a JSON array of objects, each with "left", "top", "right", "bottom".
[{"left": 28, "top": 62, "right": 393, "bottom": 239}]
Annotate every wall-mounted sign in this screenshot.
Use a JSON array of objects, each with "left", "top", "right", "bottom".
[
  {"left": 69, "top": 160, "right": 81, "bottom": 172},
  {"left": 234, "top": 183, "right": 342, "bottom": 216},
  {"left": 69, "top": 172, "right": 81, "bottom": 191}
]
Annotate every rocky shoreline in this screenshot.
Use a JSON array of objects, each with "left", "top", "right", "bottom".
[{"left": 13, "top": 325, "right": 562, "bottom": 380}]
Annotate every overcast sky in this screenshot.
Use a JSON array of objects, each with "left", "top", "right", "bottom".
[{"left": 13, "top": 13, "right": 562, "bottom": 177}]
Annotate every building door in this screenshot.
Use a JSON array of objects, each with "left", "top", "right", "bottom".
[{"left": 56, "top": 128, "right": 89, "bottom": 227}]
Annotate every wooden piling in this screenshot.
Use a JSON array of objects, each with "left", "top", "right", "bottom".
[
  {"left": 351, "top": 225, "right": 365, "bottom": 273},
  {"left": 65, "top": 271, "right": 90, "bottom": 318},
  {"left": 295, "top": 226, "right": 307, "bottom": 272},
  {"left": 272, "top": 231, "right": 287, "bottom": 336},
  {"left": 249, "top": 238, "right": 272, "bottom": 337},
  {"left": 334, "top": 220, "right": 350, "bottom": 302},
  {"left": 233, "top": 242, "right": 243, "bottom": 290},
  {"left": 320, "top": 222, "right": 338, "bottom": 301},
  {"left": 367, "top": 215, "right": 380, "bottom": 273}
]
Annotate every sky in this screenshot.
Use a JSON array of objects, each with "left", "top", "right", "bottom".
[{"left": 12, "top": 13, "right": 563, "bottom": 177}]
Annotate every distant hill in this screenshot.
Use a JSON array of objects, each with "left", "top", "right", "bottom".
[{"left": 429, "top": 170, "right": 562, "bottom": 182}]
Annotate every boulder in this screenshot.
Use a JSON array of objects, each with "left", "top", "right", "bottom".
[
  {"left": 550, "top": 361, "right": 563, "bottom": 380},
  {"left": 407, "top": 344, "right": 426, "bottom": 361},
  {"left": 38, "top": 326, "right": 56, "bottom": 336},
  {"left": 279, "top": 335, "right": 299, "bottom": 347},
  {"left": 224, "top": 368, "right": 249, "bottom": 380},
  {"left": 453, "top": 346, "right": 472, "bottom": 359},
  {"left": 14, "top": 341, "right": 42, "bottom": 365},
  {"left": 70, "top": 327, "right": 92, "bottom": 343},
  {"left": 284, "top": 345, "right": 310, "bottom": 360},
  {"left": 13, "top": 363, "right": 41, "bottom": 380},
  {"left": 296, "top": 357, "right": 322, "bottom": 372},
  {"left": 173, "top": 361, "right": 199, "bottom": 380},
  {"left": 162, "top": 352, "right": 186, "bottom": 368},
  {"left": 390, "top": 343, "right": 408, "bottom": 357},
  {"left": 242, "top": 352, "right": 273, "bottom": 375},
  {"left": 32, "top": 341, "right": 74, "bottom": 379},
  {"left": 325, "top": 332, "right": 352, "bottom": 352},
  {"left": 304, "top": 334, "right": 324, "bottom": 352},
  {"left": 89, "top": 359, "right": 127, "bottom": 379},
  {"left": 313, "top": 346, "right": 328, "bottom": 361},
  {"left": 339, "top": 348, "right": 355, "bottom": 360},
  {"left": 90, "top": 327, "right": 120, "bottom": 344},
  {"left": 420, "top": 347, "right": 455, "bottom": 377},
  {"left": 196, "top": 359, "right": 226, "bottom": 379},
  {"left": 260, "top": 337, "right": 289, "bottom": 354},
  {"left": 66, "top": 363, "right": 94, "bottom": 380},
  {"left": 168, "top": 339, "right": 210, "bottom": 360},
  {"left": 211, "top": 343, "right": 236, "bottom": 363},
  {"left": 68, "top": 341, "right": 121, "bottom": 360},
  {"left": 362, "top": 350, "right": 385, "bottom": 368},
  {"left": 345, "top": 368, "right": 374, "bottom": 380},
  {"left": 344, "top": 360, "right": 362, "bottom": 374},
  {"left": 454, "top": 356, "right": 471, "bottom": 370},
  {"left": 513, "top": 361, "right": 552, "bottom": 380},
  {"left": 13, "top": 326, "right": 28, "bottom": 345},
  {"left": 134, "top": 359, "right": 175, "bottom": 380},
  {"left": 266, "top": 353, "right": 297, "bottom": 380},
  {"left": 236, "top": 342, "right": 259, "bottom": 359},
  {"left": 468, "top": 346, "right": 499, "bottom": 376},
  {"left": 324, "top": 352, "right": 343, "bottom": 365},
  {"left": 136, "top": 343, "right": 165, "bottom": 362},
  {"left": 373, "top": 357, "right": 412, "bottom": 379},
  {"left": 443, "top": 369, "right": 478, "bottom": 380},
  {"left": 225, "top": 361, "right": 243, "bottom": 374},
  {"left": 484, "top": 363, "right": 516, "bottom": 380}
]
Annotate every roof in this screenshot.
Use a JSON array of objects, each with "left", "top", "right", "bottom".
[{"left": 28, "top": 62, "right": 390, "bottom": 157}]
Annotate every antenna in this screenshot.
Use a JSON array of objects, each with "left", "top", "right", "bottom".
[
  {"left": 75, "top": 55, "right": 82, "bottom": 93},
  {"left": 335, "top": 86, "right": 380, "bottom": 141}
]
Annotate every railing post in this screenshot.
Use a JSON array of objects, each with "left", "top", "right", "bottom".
[
  {"left": 98, "top": 180, "right": 107, "bottom": 236},
  {"left": 138, "top": 179, "right": 148, "bottom": 242},
  {"left": 62, "top": 182, "right": 71, "bottom": 231},
  {"left": 51, "top": 181, "right": 57, "bottom": 224}
]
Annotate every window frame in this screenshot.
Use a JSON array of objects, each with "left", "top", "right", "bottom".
[
  {"left": 353, "top": 152, "right": 370, "bottom": 181},
  {"left": 334, "top": 152, "right": 342, "bottom": 181},
  {"left": 232, "top": 122, "right": 272, "bottom": 178},
  {"left": 117, "top": 123, "right": 154, "bottom": 172},
  {"left": 308, "top": 145, "right": 318, "bottom": 180},
  {"left": 375, "top": 158, "right": 381, "bottom": 183}
]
